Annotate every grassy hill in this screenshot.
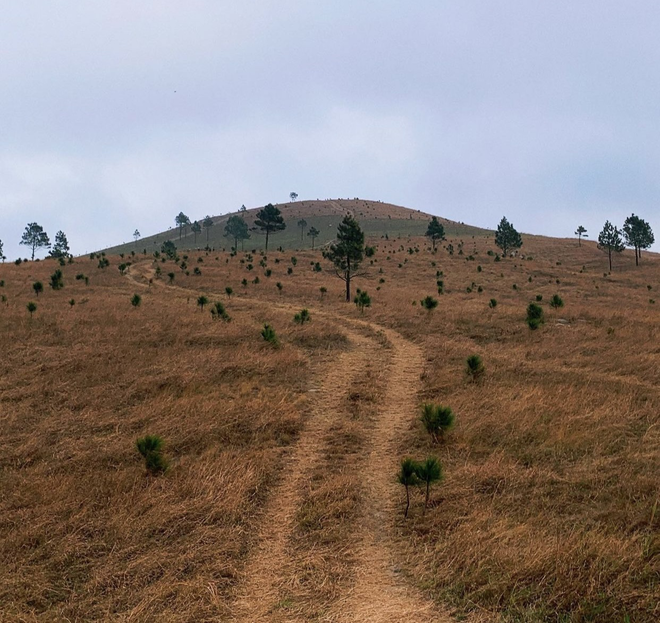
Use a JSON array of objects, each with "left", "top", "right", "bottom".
[
  {"left": 1, "top": 229, "right": 658, "bottom": 621},
  {"left": 101, "top": 198, "right": 491, "bottom": 255}
]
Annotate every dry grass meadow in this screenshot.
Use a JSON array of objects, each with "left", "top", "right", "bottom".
[{"left": 0, "top": 227, "right": 658, "bottom": 621}]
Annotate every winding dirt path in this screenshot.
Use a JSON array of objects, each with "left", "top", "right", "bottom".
[
  {"left": 331, "top": 328, "right": 450, "bottom": 623},
  {"left": 125, "top": 262, "right": 453, "bottom": 622},
  {"left": 229, "top": 331, "right": 373, "bottom": 622}
]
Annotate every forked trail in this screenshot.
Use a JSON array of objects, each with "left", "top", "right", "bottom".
[{"left": 126, "top": 263, "right": 452, "bottom": 622}]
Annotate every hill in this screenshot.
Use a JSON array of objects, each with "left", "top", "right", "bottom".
[
  {"left": 101, "top": 198, "right": 490, "bottom": 255},
  {"left": 1, "top": 231, "right": 658, "bottom": 621}
]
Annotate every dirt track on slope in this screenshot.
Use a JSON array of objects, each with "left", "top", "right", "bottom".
[{"left": 126, "top": 263, "right": 453, "bottom": 622}]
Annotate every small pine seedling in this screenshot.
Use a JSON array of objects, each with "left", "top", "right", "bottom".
[
  {"left": 197, "top": 295, "right": 209, "bottom": 311},
  {"left": 550, "top": 294, "right": 564, "bottom": 309},
  {"left": 131, "top": 293, "right": 141, "bottom": 307},
  {"left": 420, "top": 404, "right": 455, "bottom": 443},
  {"left": 294, "top": 308, "right": 311, "bottom": 325},
  {"left": 466, "top": 354, "right": 485, "bottom": 381},
  {"left": 420, "top": 295, "right": 438, "bottom": 311},
  {"left": 261, "top": 323, "right": 279, "bottom": 346},
  {"left": 136, "top": 435, "right": 168, "bottom": 475}
]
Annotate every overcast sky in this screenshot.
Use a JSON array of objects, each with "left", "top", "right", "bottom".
[{"left": 1, "top": 1, "right": 660, "bottom": 259}]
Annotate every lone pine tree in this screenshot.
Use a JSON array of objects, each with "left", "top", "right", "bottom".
[{"left": 323, "top": 214, "right": 365, "bottom": 302}]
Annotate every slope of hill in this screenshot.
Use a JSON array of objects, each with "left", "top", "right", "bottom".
[
  {"left": 1, "top": 232, "right": 658, "bottom": 621},
  {"left": 102, "top": 198, "right": 490, "bottom": 255}
]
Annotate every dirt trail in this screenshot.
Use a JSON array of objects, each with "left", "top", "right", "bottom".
[
  {"left": 230, "top": 333, "right": 373, "bottom": 622},
  {"left": 331, "top": 328, "right": 450, "bottom": 623},
  {"left": 125, "top": 262, "right": 452, "bottom": 622}
]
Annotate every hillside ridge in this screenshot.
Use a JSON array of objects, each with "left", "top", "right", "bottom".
[{"left": 101, "top": 198, "right": 490, "bottom": 255}]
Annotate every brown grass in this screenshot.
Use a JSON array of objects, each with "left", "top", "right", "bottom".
[{"left": 1, "top": 230, "right": 658, "bottom": 622}]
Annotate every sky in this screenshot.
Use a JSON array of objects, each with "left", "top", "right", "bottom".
[{"left": 1, "top": 1, "right": 660, "bottom": 259}]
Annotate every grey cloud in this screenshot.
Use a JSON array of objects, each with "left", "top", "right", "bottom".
[{"left": 1, "top": 1, "right": 660, "bottom": 258}]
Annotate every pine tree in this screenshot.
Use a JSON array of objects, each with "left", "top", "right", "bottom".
[
  {"left": 575, "top": 225, "right": 588, "bottom": 246},
  {"left": 20, "top": 223, "right": 50, "bottom": 260},
  {"left": 323, "top": 215, "right": 365, "bottom": 301},
  {"left": 495, "top": 217, "right": 523, "bottom": 257},
  {"left": 307, "top": 226, "right": 320, "bottom": 249},
  {"left": 598, "top": 220, "right": 625, "bottom": 271},
  {"left": 426, "top": 217, "right": 445, "bottom": 251},
  {"left": 254, "top": 204, "right": 286, "bottom": 251},
  {"left": 49, "top": 231, "right": 71, "bottom": 259},
  {"left": 623, "top": 214, "right": 654, "bottom": 266},
  {"left": 224, "top": 215, "right": 250, "bottom": 251}
]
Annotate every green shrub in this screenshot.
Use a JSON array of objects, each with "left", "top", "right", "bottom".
[
  {"left": 413, "top": 457, "right": 443, "bottom": 511},
  {"left": 550, "top": 294, "right": 564, "bottom": 309},
  {"left": 131, "top": 293, "right": 141, "bottom": 307},
  {"left": 526, "top": 303, "right": 544, "bottom": 330},
  {"left": 354, "top": 289, "right": 371, "bottom": 313},
  {"left": 536, "top": 294, "right": 543, "bottom": 301},
  {"left": 33, "top": 281, "right": 43, "bottom": 297},
  {"left": 168, "top": 272, "right": 175, "bottom": 283},
  {"left": 489, "top": 298, "right": 497, "bottom": 309},
  {"left": 26, "top": 301, "right": 37, "bottom": 317},
  {"left": 420, "top": 404, "right": 455, "bottom": 443},
  {"left": 420, "top": 295, "right": 438, "bottom": 311},
  {"left": 197, "top": 295, "right": 209, "bottom": 311},
  {"left": 261, "top": 323, "right": 279, "bottom": 346},
  {"left": 211, "top": 301, "right": 230, "bottom": 321},
  {"left": 276, "top": 282, "right": 283, "bottom": 294},
  {"left": 320, "top": 286, "right": 327, "bottom": 299},
  {"left": 225, "top": 286, "right": 233, "bottom": 299},
  {"left": 136, "top": 435, "right": 168, "bottom": 475},
  {"left": 466, "top": 354, "right": 485, "bottom": 381},
  {"left": 398, "top": 457, "right": 419, "bottom": 518},
  {"left": 49, "top": 270, "right": 64, "bottom": 290},
  {"left": 294, "top": 308, "right": 311, "bottom": 325}
]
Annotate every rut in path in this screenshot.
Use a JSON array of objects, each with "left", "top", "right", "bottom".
[
  {"left": 229, "top": 331, "right": 374, "bottom": 622},
  {"left": 330, "top": 327, "right": 451, "bottom": 623}
]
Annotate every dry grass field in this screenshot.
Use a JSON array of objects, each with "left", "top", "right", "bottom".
[{"left": 0, "top": 224, "right": 658, "bottom": 622}]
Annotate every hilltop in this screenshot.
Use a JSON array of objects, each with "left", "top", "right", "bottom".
[{"left": 102, "top": 198, "right": 490, "bottom": 255}]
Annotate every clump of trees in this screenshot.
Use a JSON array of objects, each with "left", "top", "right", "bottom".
[
  {"left": 623, "top": 214, "right": 654, "bottom": 266},
  {"left": 175, "top": 212, "right": 190, "bottom": 239},
  {"left": 224, "top": 215, "right": 250, "bottom": 251},
  {"left": 307, "top": 226, "right": 320, "bottom": 249}
]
